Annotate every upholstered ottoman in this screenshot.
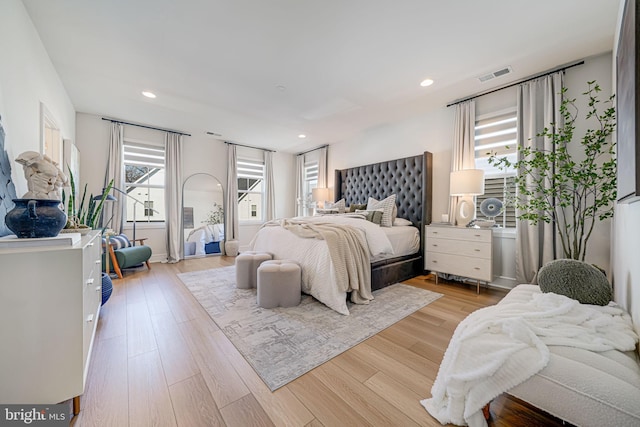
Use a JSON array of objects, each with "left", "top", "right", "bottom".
[
  {"left": 235, "top": 251, "right": 272, "bottom": 289},
  {"left": 257, "top": 260, "right": 301, "bottom": 308}
]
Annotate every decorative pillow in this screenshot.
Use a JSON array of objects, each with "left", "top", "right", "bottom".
[
  {"left": 367, "top": 195, "right": 397, "bottom": 227},
  {"left": 103, "top": 234, "right": 132, "bottom": 250},
  {"left": 324, "top": 198, "right": 346, "bottom": 213},
  {"left": 355, "top": 209, "right": 384, "bottom": 225},
  {"left": 315, "top": 208, "right": 339, "bottom": 215},
  {"left": 537, "top": 259, "right": 612, "bottom": 306},
  {"left": 393, "top": 217, "right": 413, "bottom": 227},
  {"left": 349, "top": 203, "right": 367, "bottom": 213}
]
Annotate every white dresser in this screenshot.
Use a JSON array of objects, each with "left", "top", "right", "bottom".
[
  {"left": 0, "top": 231, "right": 102, "bottom": 409},
  {"left": 425, "top": 224, "right": 494, "bottom": 293}
]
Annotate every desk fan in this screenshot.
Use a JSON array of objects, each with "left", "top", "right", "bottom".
[{"left": 477, "top": 198, "right": 503, "bottom": 228}]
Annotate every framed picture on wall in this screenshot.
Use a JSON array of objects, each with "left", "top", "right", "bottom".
[
  {"left": 616, "top": 0, "right": 640, "bottom": 202},
  {"left": 183, "top": 207, "right": 194, "bottom": 228}
]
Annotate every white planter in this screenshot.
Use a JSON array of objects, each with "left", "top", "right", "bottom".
[{"left": 224, "top": 240, "right": 239, "bottom": 257}]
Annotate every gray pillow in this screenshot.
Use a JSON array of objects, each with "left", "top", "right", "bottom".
[
  {"left": 537, "top": 259, "right": 611, "bottom": 306},
  {"left": 349, "top": 203, "right": 367, "bottom": 213},
  {"left": 355, "top": 209, "right": 383, "bottom": 225}
]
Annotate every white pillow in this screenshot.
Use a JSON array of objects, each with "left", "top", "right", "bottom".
[
  {"left": 393, "top": 217, "right": 413, "bottom": 227},
  {"left": 367, "top": 195, "right": 397, "bottom": 227},
  {"left": 324, "top": 198, "right": 346, "bottom": 213}
]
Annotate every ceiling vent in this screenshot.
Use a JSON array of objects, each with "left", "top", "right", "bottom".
[{"left": 477, "top": 66, "right": 513, "bottom": 83}]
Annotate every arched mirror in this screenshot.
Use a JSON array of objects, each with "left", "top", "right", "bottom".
[{"left": 182, "top": 173, "right": 225, "bottom": 258}]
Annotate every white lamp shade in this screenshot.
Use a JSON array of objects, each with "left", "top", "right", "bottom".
[
  {"left": 311, "top": 187, "right": 329, "bottom": 202},
  {"left": 450, "top": 169, "right": 485, "bottom": 196}
]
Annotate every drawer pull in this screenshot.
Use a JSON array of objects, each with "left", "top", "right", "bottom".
[
  {"left": 95, "top": 286, "right": 101, "bottom": 292},
  {"left": 95, "top": 260, "right": 101, "bottom": 265},
  {"left": 432, "top": 244, "right": 438, "bottom": 247},
  {"left": 86, "top": 314, "right": 94, "bottom": 323},
  {"left": 474, "top": 234, "right": 481, "bottom": 237},
  {"left": 474, "top": 249, "right": 480, "bottom": 252},
  {"left": 431, "top": 260, "right": 438, "bottom": 263},
  {"left": 86, "top": 278, "right": 94, "bottom": 285},
  {"left": 88, "top": 242, "right": 94, "bottom": 247},
  {"left": 474, "top": 267, "right": 480, "bottom": 270}
]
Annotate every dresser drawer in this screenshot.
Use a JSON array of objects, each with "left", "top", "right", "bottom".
[
  {"left": 426, "top": 237, "right": 492, "bottom": 259},
  {"left": 425, "top": 251, "right": 492, "bottom": 282},
  {"left": 426, "top": 226, "right": 492, "bottom": 243}
]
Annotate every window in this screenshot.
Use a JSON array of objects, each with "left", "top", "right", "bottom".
[
  {"left": 304, "top": 160, "right": 318, "bottom": 201},
  {"left": 237, "top": 158, "right": 264, "bottom": 222},
  {"left": 474, "top": 109, "right": 517, "bottom": 228},
  {"left": 123, "top": 140, "right": 166, "bottom": 223}
]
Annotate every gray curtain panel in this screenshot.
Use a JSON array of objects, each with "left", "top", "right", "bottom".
[
  {"left": 264, "top": 151, "right": 275, "bottom": 220},
  {"left": 295, "top": 154, "right": 304, "bottom": 216},
  {"left": 225, "top": 144, "right": 239, "bottom": 242},
  {"left": 104, "top": 122, "right": 124, "bottom": 233},
  {"left": 164, "top": 132, "right": 183, "bottom": 263},
  {"left": 515, "top": 72, "right": 563, "bottom": 283},
  {"left": 318, "top": 146, "right": 328, "bottom": 190},
  {"left": 448, "top": 100, "right": 476, "bottom": 225}
]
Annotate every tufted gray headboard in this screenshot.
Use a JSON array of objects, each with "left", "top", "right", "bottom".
[{"left": 334, "top": 151, "right": 432, "bottom": 231}]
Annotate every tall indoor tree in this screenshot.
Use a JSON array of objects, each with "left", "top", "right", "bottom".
[{"left": 490, "top": 81, "right": 616, "bottom": 261}]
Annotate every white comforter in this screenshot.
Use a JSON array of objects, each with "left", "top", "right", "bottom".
[
  {"left": 250, "top": 215, "right": 393, "bottom": 315},
  {"left": 187, "top": 224, "right": 224, "bottom": 256},
  {"left": 421, "top": 286, "right": 638, "bottom": 427}
]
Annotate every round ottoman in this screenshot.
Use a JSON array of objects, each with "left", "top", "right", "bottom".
[
  {"left": 235, "top": 251, "right": 273, "bottom": 289},
  {"left": 257, "top": 260, "right": 301, "bottom": 308}
]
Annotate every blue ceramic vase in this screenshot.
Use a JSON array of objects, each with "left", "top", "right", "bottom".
[
  {"left": 5, "top": 199, "right": 67, "bottom": 238},
  {"left": 101, "top": 272, "right": 113, "bottom": 305}
]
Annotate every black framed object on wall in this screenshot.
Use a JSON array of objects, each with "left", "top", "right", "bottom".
[{"left": 616, "top": 0, "right": 640, "bottom": 202}]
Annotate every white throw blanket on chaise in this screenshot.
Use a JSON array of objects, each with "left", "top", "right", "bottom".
[{"left": 421, "top": 289, "right": 638, "bottom": 427}]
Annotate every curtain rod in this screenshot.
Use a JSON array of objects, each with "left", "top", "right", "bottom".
[
  {"left": 446, "top": 60, "right": 585, "bottom": 107},
  {"left": 297, "top": 144, "right": 329, "bottom": 156},
  {"left": 225, "top": 141, "right": 276, "bottom": 153},
  {"left": 101, "top": 117, "right": 191, "bottom": 136}
]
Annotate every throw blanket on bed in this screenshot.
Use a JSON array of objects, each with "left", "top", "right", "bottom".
[
  {"left": 420, "top": 290, "right": 638, "bottom": 427},
  {"left": 264, "top": 218, "right": 373, "bottom": 304}
]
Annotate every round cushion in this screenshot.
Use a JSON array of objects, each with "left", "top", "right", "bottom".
[{"left": 537, "top": 259, "right": 611, "bottom": 306}]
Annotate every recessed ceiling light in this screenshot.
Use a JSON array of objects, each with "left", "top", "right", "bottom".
[
  {"left": 142, "top": 91, "right": 157, "bottom": 98},
  {"left": 298, "top": 134, "right": 306, "bottom": 139},
  {"left": 420, "top": 79, "right": 434, "bottom": 87}
]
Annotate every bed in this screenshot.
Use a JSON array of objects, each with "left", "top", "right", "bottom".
[
  {"left": 185, "top": 224, "right": 224, "bottom": 256},
  {"left": 251, "top": 152, "right": 432, "bottom": 314},
  {"left": 335, "top": 152, "right": 432, "bottom": 291}
]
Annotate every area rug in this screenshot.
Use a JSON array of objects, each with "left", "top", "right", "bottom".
[{"left": 177, "top": 266, "right": 442, "bottom": 390}]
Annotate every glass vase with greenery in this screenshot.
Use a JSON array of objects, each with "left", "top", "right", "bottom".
[
  {"left": 202, "top": 202, "right": 224, "bottom": 225},
  {"left": 489, "top": 81, "right": 616, "bottom": 261}
]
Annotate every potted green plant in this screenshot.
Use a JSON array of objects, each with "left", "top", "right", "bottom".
[
  {"left": 489, "top": 81, "right": 616, "bottom": 261},
  {"left": 62, "top": 168, "right": 114, "bottom": 232},
  {"left": 202, "top": 202, "right": 224, "bottom": 225}
]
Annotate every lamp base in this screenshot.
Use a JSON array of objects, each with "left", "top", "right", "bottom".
[{"left": 455, "top": 196, "right": 475, "bottom": 227}]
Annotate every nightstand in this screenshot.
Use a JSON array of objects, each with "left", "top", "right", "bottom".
[{"left": 425, "top": 224, "right": 494, "bottom": 293}]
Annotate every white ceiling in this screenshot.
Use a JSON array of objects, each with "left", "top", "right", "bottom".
[{"left": 22, "top": 0, "right": 620, "bottom": 153}]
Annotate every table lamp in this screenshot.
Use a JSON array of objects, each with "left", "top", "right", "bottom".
[
  {"left": 450, "top": 169, "right": 485, "bottom": 227},
  {"left": 311, "top": 187, "right": 329, "bottom": 209}
]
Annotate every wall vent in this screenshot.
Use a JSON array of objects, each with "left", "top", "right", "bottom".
[{"left": 477, "top": 66, "right": 513, "bottom": 83}]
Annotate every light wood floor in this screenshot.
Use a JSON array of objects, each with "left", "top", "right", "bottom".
[{"left": 72, "top": 257, "right": 566, "bottom": 427}]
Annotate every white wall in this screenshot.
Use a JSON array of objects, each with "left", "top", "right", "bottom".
[
  {"left": 75, "top": 113, "right": 296, "bottom": 258},
  {"left": 0, "top": 0, "right": 75, "bottom": 197}
]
